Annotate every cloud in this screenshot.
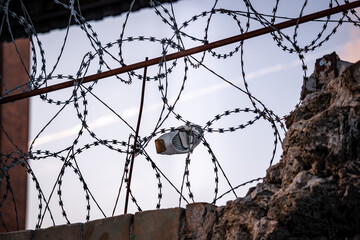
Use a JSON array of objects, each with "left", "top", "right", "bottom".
[
  {"left": 31, "top": 124, "right": 82, "bottom": 146},
  {"left": 338, "top": 29, "right": 360, "bottom": 63}
]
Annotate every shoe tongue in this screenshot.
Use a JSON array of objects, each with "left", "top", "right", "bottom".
[{"left": 178, "top": 131, "right": 190, "bottom": 148}]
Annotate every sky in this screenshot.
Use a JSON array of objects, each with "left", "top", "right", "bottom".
[{"left": 26, "top": 0, "right": 360, "bottom": 229}]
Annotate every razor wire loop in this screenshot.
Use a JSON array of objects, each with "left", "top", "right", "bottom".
[
  {"left": 36, "top": 81, "right": 95, "bottom": 227},
  {"left": 213, "top": 176, "right": 264, "bottom": 203},
  {"left": 56, "top": 147, "right": 95, "bottom": 224},
  {"left": 342, "top": 0, "right": 360, "bottom": 28},
  {"left": 0, "top": 0, "right": 360, "bottom": 230},
  {"left": 178, "top": 125, "right": 203, "bottom": 205},
  {"left": 121, "top": 134, "right": 144, "bottom": 212},
  {"left": 30, "top": 140, "right": 130, "bottom": 225},
  {"left": 151, "top": 0, "right": 251, "bottom": 67},
  {"left": 0, "top": 173, "right": 19, "bottom": 230},
  {"left": 112, "top": 136, "right": 133, "bottom": 216}
]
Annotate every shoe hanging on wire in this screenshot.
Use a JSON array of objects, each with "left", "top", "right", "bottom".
[{"left": 155, "top": 124, "right": 203, "bottom": 155}]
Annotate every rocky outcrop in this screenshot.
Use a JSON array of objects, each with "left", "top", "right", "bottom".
[{"left": 184, "top": 53, "right": 360, "bottom": 240}]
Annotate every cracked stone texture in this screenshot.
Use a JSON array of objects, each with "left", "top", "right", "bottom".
[{"left": 184, "top": 53, "right": 360, "bottom": 240}]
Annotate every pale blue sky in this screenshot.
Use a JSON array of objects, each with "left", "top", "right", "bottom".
[{"left": 27, "top": 0, "right": 360, "bottom": 228}]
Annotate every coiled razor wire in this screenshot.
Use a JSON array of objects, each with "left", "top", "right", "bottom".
[{"left": 0, "top": 0, "right": 359, "bottom": 230}]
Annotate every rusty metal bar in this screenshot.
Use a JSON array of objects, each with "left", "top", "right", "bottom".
[
  {"left": 1, "top": 0, "right": 360, "bottom": 104},
  {"left": 124, "top": 57, "right": 148, "bottom": 214}
]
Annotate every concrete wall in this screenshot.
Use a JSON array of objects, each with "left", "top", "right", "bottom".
[
  {"left": 0, "top": 38, "right": 30, "bottom": 232},
  {"left": 0, "top": 203, "right": 212, "bottom": 240}
]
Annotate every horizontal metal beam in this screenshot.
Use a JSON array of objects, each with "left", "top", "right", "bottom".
[{"left": 1, "top": 0, "right": 360, "bottom": 104}]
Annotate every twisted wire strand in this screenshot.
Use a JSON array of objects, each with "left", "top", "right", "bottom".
[{"left": 0, "top": 0, "right": 358, "bottom": 230}]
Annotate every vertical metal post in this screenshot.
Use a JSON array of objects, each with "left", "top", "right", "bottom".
[{"left": 124, "top": 57, "right": 148, "bottom": 214}]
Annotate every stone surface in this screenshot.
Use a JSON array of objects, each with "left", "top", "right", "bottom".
[
  {"left": 263, "top": 53, "right": 360, "bottom": 239},
  {"left": 83, "top": 214, "right": 133, "bottom": 240},
  {"left": 34, "top": 223, "right": 82, "bottom": 240},
  {"left": 212, "top": 183, "right": 280, "bottom": 240},
  {"left": 133, "top": 207, "right": 185, "bottom": 240},
  {"left": 184, "top": 52, "right": 360, "bottom": 240},
  {"left": 182, "top": 203, "right": 217, "bottom": 240}
]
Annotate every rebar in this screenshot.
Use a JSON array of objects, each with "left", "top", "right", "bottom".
[{"left": 124, "top": 57, "right": 148, "bottom": 214}]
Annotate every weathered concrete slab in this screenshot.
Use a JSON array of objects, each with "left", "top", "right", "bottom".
[
  {"left": 0, "top": 230, "right": 33, "bottom": 240},
  {"left": 34, "top": 223, "right": 82, "bottom": 240},
  {"left": 83, "top": 214, "right": 133, "bottom": 240},
  {"left": 184, "top": 202, "right": 217, "bottom": 240},
  {"left": 133, "top": 208, "right": 185, "bottom": 240}
]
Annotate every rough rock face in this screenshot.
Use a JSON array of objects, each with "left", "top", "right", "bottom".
[{"left": 184, "top": 53, "right": 360, "bottom": 240}]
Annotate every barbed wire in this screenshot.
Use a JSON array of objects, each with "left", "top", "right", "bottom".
[{"left": 0, "top": 0, "right": 359, "bottom": 231}]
